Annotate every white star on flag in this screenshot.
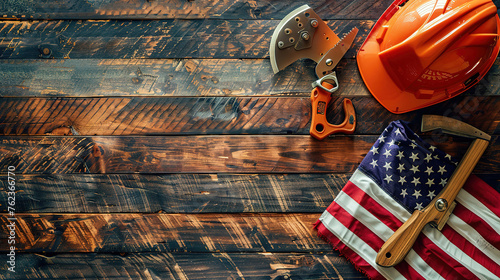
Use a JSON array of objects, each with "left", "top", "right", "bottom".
[
  {"left": 384, "top": 174, "right": 393, "bottom": 184},
  {"left": 425, "top": 166, "right": 434, "bottom": 175},
  {"left": 410, "top": 165, "right": 420, "bottom": 173},
  {"left": 424, "top": 153, "right": 433, "bottom": 163},
  {"left": 388, "top": 140, "right": 397, "bottom": 147},
  {"left": 397, "top": 163, "right": 405, "bottom": 173},
  {"left": 440, "top": 178, "right": 448, "bottom": 187},
  {"left": 383, "top": 162, "right": 392, "bottom": 171},
  {"left": 427, "top": 190, "right": 436, "bottom": 200},
  {"left": 438, "top": 166, "right": 447, "bottom": 175},
  {"left": 400, "top": 188, "right": 408, "bottom": 198},
  {"left": 411, "top": 177, "right": 421, "bottom": 186},
  {"left": 398, "top": 176, "right": 407, "bottom": 185},
  {"left": 383, "top": 149, "right": 392, "bottom": 158},
  {"left": 426, "top": 178, "right": 435, "bottom": 187},
  {"left": 412, "top": 189, "right": 422, "bottom": 199},
  {"left": 415, "top": 202, "right": 423, "bottom": 210},
  {"left": 396, "top": 151, "right": 404, "bottom": 160},
  {"left": 410, "top": 152, "right": 419, "bottom": 162}
]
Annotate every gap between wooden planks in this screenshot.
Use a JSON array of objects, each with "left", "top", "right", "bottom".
[
  {"left": 0, "top": 252, "right": 366, "bottom": 279},
  {"left": 0, "top": 213, "right": 330, "bottom": 253},
  {"left": 0, "top": 173, "right": 349, "bottom": 213},
  {"left": 0, "top": 173, "right": 497, "bottom": 213},
  {"left": 1, "top": 58, "right": 497, "bottom": 97}
]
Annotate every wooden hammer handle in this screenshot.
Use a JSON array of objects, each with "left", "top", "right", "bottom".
[{"left": 376, "top": 138, "right": 490, "bottom": 267}]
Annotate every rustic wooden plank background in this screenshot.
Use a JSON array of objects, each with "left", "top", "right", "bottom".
[{"left": 0, "top": 0, "right": 499, "bottom": 279}]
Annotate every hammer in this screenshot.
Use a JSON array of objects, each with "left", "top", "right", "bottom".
[{"left": 376, "top": 115, "right": 491, "bottom": 267}]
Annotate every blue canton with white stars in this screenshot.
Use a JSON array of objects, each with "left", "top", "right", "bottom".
[{"left": 358, "top": 121, "right": 458, "bottom": 213}]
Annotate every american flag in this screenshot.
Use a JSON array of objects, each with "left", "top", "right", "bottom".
[{"left": 315, "top": 120, "right": 500, "bottom": 279}]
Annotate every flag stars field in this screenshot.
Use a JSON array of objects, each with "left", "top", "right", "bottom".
[{"left": 357, "top": 121, "right": 458, "bottom": 212}]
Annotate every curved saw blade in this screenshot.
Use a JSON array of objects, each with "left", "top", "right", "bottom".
[{"left": 269, "top": 5, "right": 340, "bottom": 74}]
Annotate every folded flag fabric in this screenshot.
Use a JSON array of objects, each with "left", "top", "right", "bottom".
[{"left": 314, "top": 120, "right": 500, "bottom": 280}]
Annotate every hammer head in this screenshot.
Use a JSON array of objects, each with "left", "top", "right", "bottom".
[{"left": 421, "top": 115, "right": 491, "bottom": 141}]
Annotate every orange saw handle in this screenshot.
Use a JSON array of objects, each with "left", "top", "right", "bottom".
[{"left": 310, "top": 80, "right": 356, "bottom": 140}]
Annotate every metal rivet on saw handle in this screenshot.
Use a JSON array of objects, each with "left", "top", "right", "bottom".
[{"left": 435, "top": 198, "right": 448, "bottom": 212}]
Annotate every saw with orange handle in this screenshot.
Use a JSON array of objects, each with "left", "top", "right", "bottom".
[{"left": 269, "top": 5, "right": 358, "bottom": 140}]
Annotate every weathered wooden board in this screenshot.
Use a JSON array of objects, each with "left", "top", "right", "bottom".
[
  {"left": 1, "top": 173, "right": 496, "bottom": 214},
  {"left": 1, "top": 58, "right": 499, "bottom": 98},
  {"left": 0, "top": 135, "right": 498, "bottom": 174},
  {"left": 0, "top": 213, "right": 329, "bottom": 253},
  {"left": 0, "top": 20, "right": 371, "bottom": 59},
  {"left": 0, "top": 58, "right": 365, "bottom": 97},
  {"left": 0, "top": 173, "right": 348, "bottom": 213},
  {"left": 1, "top": 0, "right": 393, "bottom": 20},
  {"left": 0, "top": 95, "right": 498, "bottom": 136},
  {"left": 0, "top": 252, "right": 366, "bottom": 280}
]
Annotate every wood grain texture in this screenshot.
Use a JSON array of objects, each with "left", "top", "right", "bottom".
[
  {"left": 2, "top": 0, "right": 394, "bottom": 20},
  {"left": 0, "top": 252, "right": 366, "bottom": 280},
  {"left": 1, "top": 173, "right": 497, "bottom": 214},
  {"left": 0, "top": 135, "right": 498, "bottom": 174},
  {"left": 2, "top": 173, "right": 499, "bottom": 215},
  {"left": 0, "top": 173, "right": 348, "bottom": 213},
  {"left": 0, "top": 135, "right": 367, "bottom": 174},
  {"left": 0, "top": 58, "right": 365, "bottom": 97},
  {"left": 0, "top": 20, "right": 371, "bottom": 59},
  {"left": 0, "top": 213, "right": 330, "bottom": 253},
  {"left": 1, "top": 58, "right": 499, "bottom": 98},
  {"left": 0, "top": 95, "right": 498, "bottom": 136}
]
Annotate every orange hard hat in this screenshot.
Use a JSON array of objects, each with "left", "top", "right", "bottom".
[{"left": 357, "top": 0, "right": 500, "bottom": 114}]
